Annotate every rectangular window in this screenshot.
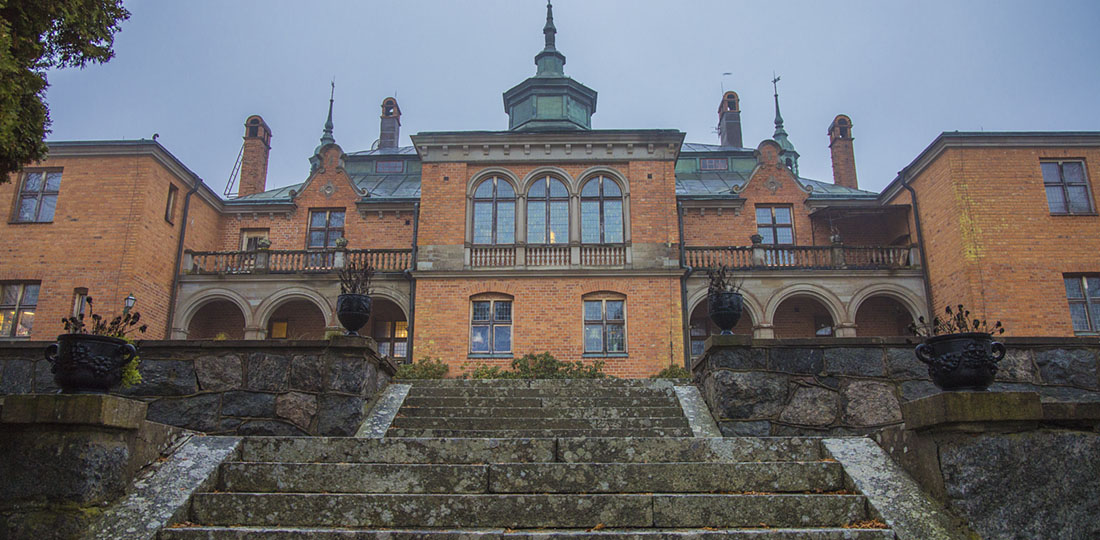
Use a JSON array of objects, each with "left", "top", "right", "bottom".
[
  {"left": 584, "top": 298, "right": 626, "bottom": 354},
  {"left": 375, "top": 160, "right": 404, "bottom": 173},
  {"left": 165, "top": 184, "right": 179, "bottom": 223},
  {"left": 14, "top": 170, "right": 61, "bottom": 223},
  {"left": 241, "top": 229, "right": 270, "bottom": 251},
  {"left": 268, "top": 320, "right": 288, "bottom": 339},
  {"left": 373, "top": 320, "right": 409, "bottom": 361},
  {"left": 72, "top": 287, "right": 88, "bottom": 317},
  {"left": 755, "top": 206, "right": 794, "bottom": 245},
  {"left": 0, "top": 282, "right": 39, "bottom": 338},
  {"left": 470, "top": 299, "right": 512, "bottom": 354},
  {"left": 699, "top": 158, "right": 728, "bottom": 171},
  {"left": 1065, "top": 275, "right": 1100, "bottom": 334},
  {"left": 308, "top": 209, "right": 345, "bottom": 248},
  {"left": 1043, "top": 160, "right": 1094, "bottom": 215}
]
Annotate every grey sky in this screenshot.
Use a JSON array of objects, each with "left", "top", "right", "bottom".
[{"left": 44, "top": 0, "right": 1100, "bottom": 195}]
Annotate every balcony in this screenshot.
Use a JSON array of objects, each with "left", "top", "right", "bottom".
[
  {"left": 184, "top": 248, "right": 413, "bottom": 275},
  {"left": 466, "top": 244, "right": 630, "bottom": 269},
  {"left": 684, "top": 244, "right": 919, "bottom": 270}
]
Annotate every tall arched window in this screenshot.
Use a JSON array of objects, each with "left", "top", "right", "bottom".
[
  {"left": 580, "top": 176, "right": 623, "bottom": 244},
  {"left": 526, "top": 176, "right": 569, "bottom": 244},
  {"left": 472, "top": 177, "right": 515, "bottom": 244}
]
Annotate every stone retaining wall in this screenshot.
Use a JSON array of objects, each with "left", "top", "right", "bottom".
[
  {"left": 693, "top": 335, "right": 1100, "bottom": 436},
  {"left": 0, "top": 337, "right": 396, "bottom": 436}
]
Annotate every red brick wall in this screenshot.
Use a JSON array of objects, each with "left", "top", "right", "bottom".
[
  {"left": 187, "top": 299, "right": 246, "bottom": 339},
  {"left": 855, "top": 296, "right": 913, "bottom": 337},
  {"left": 1, "top": 152, "right": 220, "bottom": 340},
  {"left": 413, "top": 275, "right": 684, "bottom": 378},
  {"left": 890, "top": 145, "right": 1100, "bottom": 336},
  {"left": 772, "top": 296, "right": 833, "bottom": 338}
]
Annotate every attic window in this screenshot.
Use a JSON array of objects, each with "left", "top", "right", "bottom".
[
  {"left": 248, "top": 126, "right": 258, "bottom": 137},
  {"left": 376, "top": 161, "right": 404, "bottom": 173},
  {"left": 700, "top": 158, "right": 728, "bottom": 171}
]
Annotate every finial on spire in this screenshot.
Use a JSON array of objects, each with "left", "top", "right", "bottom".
[
  {"left": 544, "top": 1, "right": 557, "bottom": 50},
  {"left": 320, "top": 78, "right": 336, "bottom": 145},
  {"left": 771, "top": 72, "right": 784, "bottom": 129}
]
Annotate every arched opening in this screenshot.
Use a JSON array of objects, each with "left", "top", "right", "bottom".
[
  {"left": 187, "top": 299, "right": 246, "bottom": 340},
  {"left": 689, "top": 299, "right": 754, "bottom": 357},
  {"left": 855, "top": 296, "right": 915, "bottom": 337},
  {"left": 367, "top": 297, "right": 409, "bottom": 363},
  {"left": 266, "top": 299, "right": 326, "bottom": 340},
  {"left": 773, "top": 295, "right": 834, "bottom": 338}
]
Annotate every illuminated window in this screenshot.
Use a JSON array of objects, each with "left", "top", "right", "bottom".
[
  {"left": 15, "top": 170, "right": 61, "bottom": 223},
  {"left": 268, "top": 320, "right": 288, "bottom": 339},
  {"left": 0, "top": 282, "right": 39, "bottom": 338},
  {"left": 471, "top": 177, "right": 516, "bottom": 245},
  {"left": 580, "top": 176, "right": 623, "bottom": 244},
  {"left": 470, "top": 298, "right": 512, "bottom": 354},
  {"left": 374, "top": 320, "right": 409, "bottom": 360},
  {"left": 583, "top": 296, "right": 626, "bottom": 354},
  {"left": 526, "top": 176, "right": 569, "bottom": 244}
]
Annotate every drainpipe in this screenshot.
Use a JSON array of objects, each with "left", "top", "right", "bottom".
[
  {"left": 164, "top": 180, "right": 202, "bottom": 339},
  {"left": 900, "top": 172, "right": 935, "bottom": 319},
  {"left": 676, "top": 200, "right": 693, "bottom": 367},
  {"left": 403, "top": 202, "right": 420, "bottom": 362}
]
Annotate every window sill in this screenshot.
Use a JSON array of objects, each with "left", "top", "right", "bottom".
[
  {"left": 582, "top": 352, "right": 628, "bottom": 358},
  {"left": 1049, "top": 212, "right": 1098, "bottom": 217},
  {"left": 7, "top": 220, "right": 53, "bottom": 225},
  {"left": 467, "top": 353, "right": 513, "bottom": 359}
]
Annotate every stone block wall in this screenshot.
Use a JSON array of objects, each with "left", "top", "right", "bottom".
[
  {"left": 693, "top": 336, "right": 1100, "bottom": 436},
  {"left": 0, "top": 337, "right": 396, "bottom": 436}
]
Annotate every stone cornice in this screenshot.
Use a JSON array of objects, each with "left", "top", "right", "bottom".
[
  {"left": 412, "top": 268, "right": 686, "bottom": 279},
  {"left": 411, "top": 130, "right": 685, "bottom": 164}
]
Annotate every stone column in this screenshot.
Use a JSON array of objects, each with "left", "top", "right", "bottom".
[{"left": 244, "top": 326, "right": 267, "bottom": 340}]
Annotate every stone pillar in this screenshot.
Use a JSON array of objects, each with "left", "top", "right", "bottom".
[
  {"left": 244, "top": 326, "right": 267, "bottom": 340},
  {"left": 753, "top": 324, "right": 775, "bottom": 339},
  {"left": 834, "top": 323, "right": 858, "bottom": 337},
  {"left": 254, "top": 249, "right": 270, "bottom": 273}
]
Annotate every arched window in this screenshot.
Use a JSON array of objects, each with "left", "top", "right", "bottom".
[
  {"left": 472, "top": 177, "right": 516, "bottom": 245},
  {"left": 580, "top": 176, "right": 623, "bottom": 244},
  {"left": 526, "top": 176, "right": 569, "bottom": 244}
]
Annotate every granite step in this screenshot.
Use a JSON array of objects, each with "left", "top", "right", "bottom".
[
  {"left": 400, "top": 379, "right": 676, "bottom": 389},
  {"left": 217, "top": 461, "right": 845, "bottom": 494},
  {"left": 188, "top": 493, "right": 873, "bottom": 529},
  {"left": 405, "top": 386, "right": 677, "bottom": 399},
  {"left": 384, "top": 428, "right": 696, "bottom": 438},
  {"left": 402, "top": 396, "right": 678, "bottom": 408},
  {"left": 237, "top": 437, "right": 824, "bottom": 464},
  {"left": 388, "top": 416, "right": 690, "bottom": 431},
  {"left": 396, "top": 406, "right": 686, "bottom": 419},
  {"left": 161, "top": 527, "right": 894, "bottom": 539}
]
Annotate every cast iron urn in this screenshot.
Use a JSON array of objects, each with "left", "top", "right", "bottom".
[
  {"left": 708, "top": 291, "right": 744, "bottom": 335},
  {"left": 45, "top": 334, "right": 136, "bottom": 393},
  {"left": 337, "top": 293, "right": 372, "bottom": 336},
  {"left": 915, "top": 332, "right": 1006, "bottom": 391}
]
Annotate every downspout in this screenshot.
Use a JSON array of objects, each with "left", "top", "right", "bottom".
[
  {"left": 403, "top": 202, "right": 420, "bottom": 363},
  {"left": 164, "top": 180, "right": 202, "bottom": 339},
  {"left": 676, "top": 199, "right": 693, "bottom": 367},
  {"left": 901, "top": 172, "right": 935, "bottom": 319}
]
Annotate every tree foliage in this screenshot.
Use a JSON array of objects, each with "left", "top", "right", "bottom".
[{"left": 0, "top": 0, "right": 129, "bottom": 180}]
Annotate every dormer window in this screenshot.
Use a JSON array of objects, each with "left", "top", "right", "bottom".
[
  {"left": 700, "top": 158, "right": 728, "bottom": 171},
  {"left": 376, "top": 161, "right": 404, "bottom": 174}
]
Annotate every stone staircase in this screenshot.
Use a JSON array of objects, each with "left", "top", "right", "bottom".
[{"left": 159, "top": 379, "right": 891, "bottom": 538}]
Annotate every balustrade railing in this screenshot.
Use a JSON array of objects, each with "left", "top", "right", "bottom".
[
  {"left": 581, "top": 244, "right": 626, "bottom": 266},
  {"left": 185, "top": 248, "right": 412, "bottom": 275},
  {"left": 469, "top": 246, "right": 516, "bottom": 268},
  {"left": 526, "top": 245, "right": 570, "bottom": 267},
  {"left": 684, "top": 245, "right": 918, "bottom": 270}
]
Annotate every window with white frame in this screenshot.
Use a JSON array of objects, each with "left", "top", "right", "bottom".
[
  {"left": 470, "top": 298, "right": 512, "bottom": 354},
  {"left": 472, "top": 177, "right": 516, "bottom": 245},
  {"left": 583, "top": 295, "right": 626, "bottom": 354},
  {"left": 580, "top": 176, "right": 623, "bottom": 244}
]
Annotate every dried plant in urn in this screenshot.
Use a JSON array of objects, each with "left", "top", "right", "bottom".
[
  {"left": 706, "top": 264, "right": 744, "bottom": 335},
  {"left": 336, "top": 261, "right": 374, "bottom": 336},
  {"left": 46, "top": 296, "right": 147, "bottom": 393},
  {"left": 909, "top": 304, "right": 1006, "bottom": 391}
]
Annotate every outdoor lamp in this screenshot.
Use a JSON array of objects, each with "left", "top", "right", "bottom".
[{"left": 124, "top": 293, "right": 136, "bottom": 312}]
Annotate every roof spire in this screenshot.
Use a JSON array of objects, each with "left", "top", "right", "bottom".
[
  {"left": 534, "top": 1, "right": 565, "bottom": 76},
  {"left": 770, "top": 73, "right": 800, "bottom": 175},
  {"left": 543, "top": 1, "right": 557, "bottom": 51},
  {"left": 320, "top": 78, "right": 335, "bottom": 146}
]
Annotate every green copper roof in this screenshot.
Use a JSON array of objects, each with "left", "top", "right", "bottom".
[{"left": 503, "top": 1, "right": 597, "bottom": 132}]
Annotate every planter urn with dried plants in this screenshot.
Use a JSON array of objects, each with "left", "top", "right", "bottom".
[
  {"left": 910, "top": 304, "right": 1006, "bottom": 391},
  {"left": 707, "top": 264, "right": 744, "bottom": 335},
  {"left": 45, "top": 297, "right": 147, "bottom": 394},
  {"left": 336, "top": 261, "right": 374, "bottom": 336}
]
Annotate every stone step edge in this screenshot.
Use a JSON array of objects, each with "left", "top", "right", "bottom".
[{"left": 160, "top": 526, "right": 893, "bottom": 538}]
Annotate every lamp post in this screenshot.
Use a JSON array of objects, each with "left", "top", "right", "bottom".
[{"left": 123, "top": 293, "right": 136, "bottom": 315}]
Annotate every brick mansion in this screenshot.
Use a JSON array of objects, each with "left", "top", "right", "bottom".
[{"left": 2, "top": 4, "right": 1098, "bottom": 377}]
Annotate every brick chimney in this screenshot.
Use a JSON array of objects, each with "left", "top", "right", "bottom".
[
  {"left": 717, "top": 91, "right": 743, "bottom": 148},
  {"left": 238, "top": 115, "right": 272, "bottom": 197},
  {"left": 379, "top": 97, "right": 401, "bottom": 149},
  {"left": 828, "top": 114, "right": 858, "bottom": 190}
]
